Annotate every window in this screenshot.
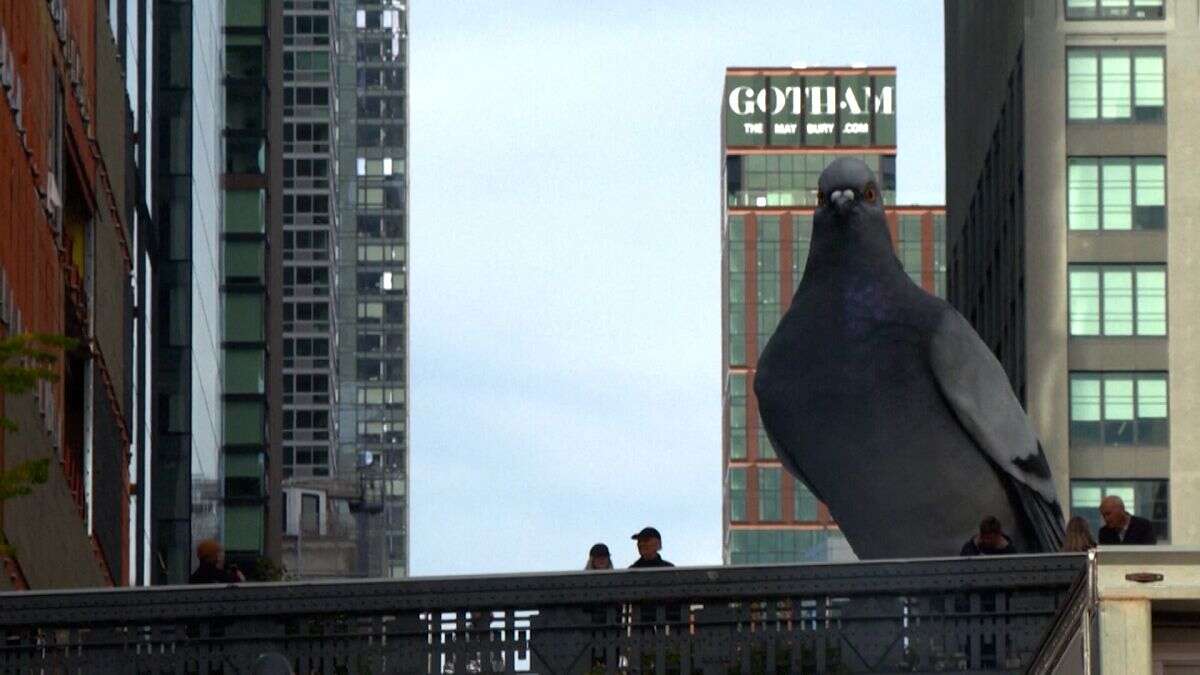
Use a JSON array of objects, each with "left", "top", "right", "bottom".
[
  {"left": 1070, "top": 372, "right": 1168, "bottom": 446},
  {"left": 793, "top": 214, "right": 812, "bottom": 290},
  {"left": 225, "top": 349, "right": 265, "bottom": 394},
  {"left": 729, "top": 468, "right": 747, "bottom": 522},
  {"left": 729, "top": 529, "right": 829, "bottom": 565},
  {"left": 357, "top": 386, "right": 404, "bottom": 407},
  {"left": 794, "top": 479, "right": 819, "bottom": 521},
  {"left": 225, "top": 293, "right": 265, "bottom": 342},
  {"left": 1067, "top": 48, "right": 1164, "bottom": 122},
  {"left": 898, "top": 214, "right": 923, "bottom": 286},
  {"left": 1068, "top": 157, "right": 1164, "bottom": 230},
  {"left": 285, "top": 445, "right": 331, "bottom": 477},
  {"left": 1071, "top": 479, "right": 1168, "bottom": 543},
  {"left": 225, "top": 452, "right": 264, "bottom": 498},
  {"left": 225, "top": 190, "right": 265, "bottom": 233},
  {"left": 226, "top": 242, "right": 265, "bottom": 282},
  {"left": 932, "top": 214, "right": 947, "bottom": 297},
  {"left": 1068, "top": 265, "right": 1165, "bottom": 336},
  {"left": 728, "top": 216, "right": 746, "bottom": 366},
  {"left": 758, "top": 467, "right": 781, "bottom": 521},
  {"left": 301, "top": 494, "right": 320, "bottom": 536},
  {"left": 1065, "top": 0, "right": 1164, "bottom": 20},
  {"left": 726, "top": 153, "right": 896, "bottom": 208},
  {"left": 757, "top": 217, "right": 781, "bottom": 354},
  {"left": 284, "top": 410, "right": 330, "bottom": 440},
  {"left": 225, "top": 401, "right": 265, "bottom": 445},
  {"left": 729, "top": 373, "right": 746, "bottom": 460}
]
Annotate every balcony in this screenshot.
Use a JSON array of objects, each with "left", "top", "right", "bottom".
[{"left": 0, "top": 554, "right": 1085, "bottom": 672}]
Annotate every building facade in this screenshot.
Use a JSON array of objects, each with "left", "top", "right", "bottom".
[
  {"left": 219, "top": 0, "right": 285, "bottom": 573},
  {"left": 1, "top": 0, "right": 143, "bottom": 588},
  {"left": 944, "top": 0, "right": 1195, "bottom": 544},
  {"left": 334, "top": 0, "right": 409, "bottom": 579},
  {"left": 721, "top": 67, "right": 947, "bottom": 564}
]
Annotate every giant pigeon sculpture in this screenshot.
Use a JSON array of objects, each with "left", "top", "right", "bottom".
[{"left": 754, "top": 157, "right": 1064, "bottom": 559}]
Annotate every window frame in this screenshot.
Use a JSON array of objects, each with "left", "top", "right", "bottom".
[{"left": 1068, "top": 371, "right": 1169, "bottom": 447}]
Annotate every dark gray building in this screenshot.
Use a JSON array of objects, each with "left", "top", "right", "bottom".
[
  {"left": 334, "top": 0, "right": 409, "bottom": 579},
  {"left": 944, "top": 0, "right": 1195, "bottom": 545}
]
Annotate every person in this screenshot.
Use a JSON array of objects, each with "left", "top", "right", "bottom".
[
  {"left": 585, "top": 543, "right": 613, "bottom": 570},
  {"left": 189, "top": 539, "right": 246, "bottom": 584},
  {"left": 960, "top": 516, "right": 1017, "bottom": 556},
  {"left": 1062, "top": 516, "right": 1097, "bottom": 552},
  {"left": 1097, "top": 495, "right": 1157, "bottom": 545},
  {"left": 629, "top": 527, "right": 674, "bottom": 568}
]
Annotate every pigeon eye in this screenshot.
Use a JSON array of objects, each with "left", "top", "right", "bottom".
[
  {"left": 863, "top": 185, "right": 878, "bottom": 203},
  {"left": 817, "top": 191, "right": 828, "bottom": 207}
]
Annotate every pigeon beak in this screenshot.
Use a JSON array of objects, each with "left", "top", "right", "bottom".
[{"left": 831, "top": 189, "right": 855, "bottom": 214}]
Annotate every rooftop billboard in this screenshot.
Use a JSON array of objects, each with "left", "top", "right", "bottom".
[{"left": 724, "top": 71, "right": 896, "bottom": 148}]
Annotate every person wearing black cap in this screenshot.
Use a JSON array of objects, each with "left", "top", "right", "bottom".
[
  {"left": 585, "top": 543, "right": 613, "bottom": 570},
  {"left": 629, "top": 526, "right": 674, "bottom": 568}
]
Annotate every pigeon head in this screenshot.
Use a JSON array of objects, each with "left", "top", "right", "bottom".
[{"left": 816, "top": 157, "right": 885, "bottom": 218}]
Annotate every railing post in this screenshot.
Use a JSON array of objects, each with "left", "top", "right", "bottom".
[{"left": 1097, "top": 598, "right": 1152, "bottom": 674}]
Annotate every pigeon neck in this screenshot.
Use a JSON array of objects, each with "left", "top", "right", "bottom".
[{"left": 807, "top": 220, "right": 905, "bottom": 281}]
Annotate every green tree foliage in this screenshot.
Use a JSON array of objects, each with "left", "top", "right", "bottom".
[{"left": 0, "top": 333, "right": 76, "bottom": 556}]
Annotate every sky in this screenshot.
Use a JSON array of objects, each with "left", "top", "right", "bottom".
[{"left": 408, "top": 0, "right": 945, "bottom": 575}]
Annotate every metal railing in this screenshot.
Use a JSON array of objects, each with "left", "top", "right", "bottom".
[{"left": 0, "top": 554, "right": 1086, "bottom": 673}]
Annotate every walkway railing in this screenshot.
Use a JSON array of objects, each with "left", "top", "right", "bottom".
[{"left": 0, "top": 554, "right": 1086, "bottom": 673}]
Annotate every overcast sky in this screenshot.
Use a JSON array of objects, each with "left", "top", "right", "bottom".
[{"left": 407, "top": 0, "right": 945, "bottom": 575}]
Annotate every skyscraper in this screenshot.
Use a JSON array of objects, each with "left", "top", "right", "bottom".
[
  {"left": 721, "top": 67, "right": 946, "bottom": 564},
  {"left": 335, "top": 0, "right": 409, "bottom": 579},
  {"left": 944, "top": 0, "right": 1194, "bottom": 545}
]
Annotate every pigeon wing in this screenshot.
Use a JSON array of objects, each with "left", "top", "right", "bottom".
[{"left": 929, "top": 308, "right": 1065, "bottom": 550}]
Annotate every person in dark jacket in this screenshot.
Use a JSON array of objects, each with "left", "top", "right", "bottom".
[
  {"left": 629, "top": 527, "right": 674, "bottom": 568},
  {"left": 960, "top": 516, "right": 1018, "bottom": 556},
  {"left": 1097, "top": 495, "right": 1157, "bottom": 545},
  {"left": 585, "top": 543, "right": 613, "bottom": 570},
  {"left": 189, "top": 539, "right": 246, "bottom": 584}
]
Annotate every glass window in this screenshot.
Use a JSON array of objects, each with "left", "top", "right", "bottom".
[
  {"left": 757, "top": 427, "right": 775, "bottom": 460},
  {"left": 758, "top": 468, "right": 781, "bottom": 521},
  {"left": 225, "top": 241, "right": 264, "bottom": 282},
  {"left": 793, "top": 213, "right": 812, "bottom": 289},
  {"left": 301, "top": 494, "right": 320, "bottom": 535},
  {"left": 1068, "top": 265, "right": 1166, "bottom": 336},
  {"left": 729, "top": 373, "right": 747, "bottom": 460},
  {"left": 224, "top": 348, "right": 265, "bottom": 394},
  {"left": 224, "top": 293, "right": 265, "bottom": 342},
  {"left": 225, "top": 190, "right": 265, "bottom": 233},
  {"left": 224, "top": 400, "right": 265, "bottom": 445},
  {"left": 1070, "top": 479, "right": 1168, "bottom": 543},
  {"left": 726, "top": 152, "right": 894, "bottom": 208},
  {"left": 898, "top": 214, "right": 924, "bottom": 286},
  {"left": 757, "top": 216, "right": 781, "bottom": 354},
  {"left": 1065, "top": 0, "right": 1164, "bottom": 19},
  {"left": 226, "top": 0, "right": 265, "bottom": 28},
  {"left": 794, "top": 479, "right": 819, "bottom": 522},
  {"left": 729, "top": 529, "right": 830, "bottom": 565},
  {"left": 1067, "top": 49, "right": 1164, "bottom": 122},
  {"left": 224, "top": 504, "right": 264, "bottom": 553},
  {"left": 1068, "top": 157, "right": 1165, "bottom": 231},
  {"left": 1069, "top": 372, "right": 1168, "bottom": 446},
  {"left": 225, "top": 452, "right": 264, "bottom": 498},
  {"left": 729, "top": 468, "right": 747, "bottom": 522},
  {"left": 728, "top": 216, "right": 746, "bottom": 366}
]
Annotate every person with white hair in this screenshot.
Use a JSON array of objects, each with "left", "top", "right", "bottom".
[{"left": 1097, "top": 495, "right": 1157, "bottom": 545}]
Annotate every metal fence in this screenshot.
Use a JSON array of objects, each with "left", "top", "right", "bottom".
[{"left": 0, "top": 554, "right": 1086, "bottom": 673}]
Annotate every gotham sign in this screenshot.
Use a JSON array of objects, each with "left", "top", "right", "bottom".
[{"left": 724, "top": 73, "right": 897, "bottom": 148}]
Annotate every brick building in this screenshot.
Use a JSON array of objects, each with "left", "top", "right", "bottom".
[{"left": 0, "top": 1, "right": 141, "bottom": 588}]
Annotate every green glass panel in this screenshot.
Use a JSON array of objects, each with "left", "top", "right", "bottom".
[
  {"left": 1101, "top": 159, "right": 1133, "bottom": 230},
  {"left": 225, "top": 190, "right": 265, "bottom": 233},
  {"left": 725, "top": 75, "right": 767, "bottom": 147},
  {"left": 226, "top": 0, "right": 265, "bottom": 28},
  {"left": 224, "top": 504, "right": 264, "bottom": 553},
  {"left": 1135, "top": 267, "right": 1166, "bottom": 335},
  {"left": 838, "top": 74, "right": 871, "bottom": 147},
  {"left": 729, "top": 468, "right": 747, "bottom": 521},
  {"left": 1133, "top": 51, "right": 1164, "bottom": 107},
  {"left": 1137, "top": 377, "right": 1167, "bottom": 419},
  {"left": 1067, "top": 160, "right": 1100, "bottom": 230},
  {"left": 1068, "top": 268, "right": 1101, "bottom": 336},
  {"left": 804, "top": 75, "right": 837, "bottom": 146},
  {"left": 1066, "top": 51, "right": 1097, "bottom": 120},
  {"left": 1135, "top": 158, "right": 1165, "bottom": 206},
  {"left": 224, "top": 349, "right": 265, "bottom": 394},
  {"left": 1104, "top": 378, "right": 1135, "bottom": 422},
  {"left": 758, "top": 468, "right": 781, "bottom": 521},
  {"left": 224, "top": 400, "right": 265, "bottom": 445},
  {"left": 225, "top": 241, "right": 264, "bottom": 282},
  {"left": 794, "top": 479, "right": 819, "bottom": 521},
  {"left": 1100, "top": 51, "right": 1131, "bottom": 119},
  {"left": 1102, "top": 269, "right": 1134, "bottom": 335},
  {"left": 1070, "top": 377, "right": 1102, "bottom": 422},
  {"left": 225, "top": 293, "right": 265, "bottom": 342}
]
